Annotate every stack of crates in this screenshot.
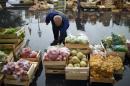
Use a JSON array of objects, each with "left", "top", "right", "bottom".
[{"left": 53, "top": 0, "right": 66, "bottom": 11}]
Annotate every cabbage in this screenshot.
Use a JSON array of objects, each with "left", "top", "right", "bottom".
[
  {"left": 67, "top": 63, "right": 73, "bottom": 67},
  {"left": 77, "top": 52, "right": 84, "bottom": 60},
  {"left": 74, "top": 63, "right": 80, "bottom": 67},
  {"left": 65, "top": 34, "right": 89, "bottom": 44},
  {"left": 71, "top": 50, "right": 77, "bottom": 56},
  {"left": 72, "top": 56, "right": 80, "bottom": 64},
  {"left": 80, "top": 61, "right": 87, "bottom": 67},
  {"left": 77, "top": 35, "right": 89, "bottom": 44}
]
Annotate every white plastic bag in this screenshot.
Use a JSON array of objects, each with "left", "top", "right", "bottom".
[{"left": 8, "top": 0, "right": 20, "bottom": 4}]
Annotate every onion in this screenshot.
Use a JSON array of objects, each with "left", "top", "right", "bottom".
[
  {"left": 44, "top": 46, "right": 70, "bottom": 61},
  {"left": 30, "top": 51, "right": 37, "bottom": 58}
]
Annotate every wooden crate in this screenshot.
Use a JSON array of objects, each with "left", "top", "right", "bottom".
[
  {"left": 65, "top": 43, "right": 89, "bottom": 49},
  {"left": 13, "top": 40, "right": 26, "bottom": 54},
  {"left": 106, "top": 50, "right": 126, "bottom": 62},
  {"left": 0, "top": 39, "right": 21, "bottom": 44},
  {"left": 0, "top": 43, "right": 16, "bottom": 49},
  {"left": 90, "top": 77, "right": 115, "bottom": 84},
  {"left": 0, "top": 39, "right": 24, "bottom": 50},
  {"left": 65, "top": 43, "right": 91, "bottom": 54},
  {"left": 65, "top": 67, "right": 89, "bottom": 80},
  {"left": 0, "top": 27, "right": 25, "bottom": 39},
  {"left": 43, "top": 60, "right": 66, "bottom": 74},
  {"left": 4, "top": 62, "right": 38, "bottom": 86},
  {"left": 116, "top": 51, "right": 126, "bottom": 62},
  {"left": 101, "top": 42, "right": 126, "bottom": 62},
  {"left": 21, "top": 51, "right": 41, "bottom": 62},
  {"left": 6, "top": 52, "right": 14, "bottom": 62},
  {"left": 0, "top": 51, "right": 14, "bottom": 62}
]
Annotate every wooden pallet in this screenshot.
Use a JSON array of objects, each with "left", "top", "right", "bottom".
[
  {"left": 90, "top": 77, "right": 115, "bottom": 84},
  {"left": 65, "top": 67, "right": 89, "bottom": 80},
  {"left": 4, "top": 62, "right": 38, "bottom": 86},
  {"left": 43, "top": 60, "right": 66, "bottom": 74}
]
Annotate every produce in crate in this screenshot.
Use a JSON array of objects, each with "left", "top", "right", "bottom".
[
  {"left": 0, "top": 28, "right": 17, "bottom": 34},
  {"left": 2, "top": 59, "right": 31, "bottom": 80},
  {"left": 90, "top": 53, "right": 123, "bottom": 79},
  {"left": 65, "top": 34, "right": 89, "bottom": 44},
  {"left": 106, "top": 55, "right": 123, "bottom": 71},
  {"left": 0, "top": 27, "right": 25, "bottom": 40},
  {"left": 44, "top": 46, "right": 70, "bottom": 61},
  {"left": 67, "top": 50, "right": 88, "bottom": 67},
  {"left": 29, "top": 1, "right": 51, "bottom": 11},
  {"left": 90, "top": 54, "right": 113, "bottom": 79},
  {"left": 66, "top": 0, "right": 77, "bottom": 11},
  {"left": 20, "top": 48, "right": 38, "bottom": 58},
  {"left": 102, "top": 33, "right": 127, "bottom": 52},
  {"left": 112, "top": 45, "right": 128, "bottom": 52},
  {"left": 112, "top": 33, "right": 126, "bottom": 45}
]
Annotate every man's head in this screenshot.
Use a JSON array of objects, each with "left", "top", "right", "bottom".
[{"left": 53, "top": 15, "right": 62, "bottom": 27}]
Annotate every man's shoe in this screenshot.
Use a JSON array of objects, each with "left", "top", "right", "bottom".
[{"left": 50, "top": 40, "right": 58, "bottom": 46}]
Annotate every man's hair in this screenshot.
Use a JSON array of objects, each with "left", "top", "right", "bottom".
[{"left": 53, "top": 15, "right": 62, "bottom": 21}]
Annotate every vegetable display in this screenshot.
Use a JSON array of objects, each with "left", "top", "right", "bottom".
[
  {"left": 112, "top": 45, "right": 128, "bottom": 52},
  {"left": 44, "top": 46, "right": 70, "bottom": 61},
  {"left": 67, "top": 50, "right": 88, "bottom": 67},
  {"left": 106, "top": 55, "right": 123, "bottom": 71},
  {"left": 90, "top": 54, "right": 123, "bottom": 79},
  {"left": 0, "top": 28, "right": 17, "bottom": 34},
  {"left": 2, "top": 59, "right": 31, "bottom": 80},
  {"left": 102, "top": 33, "right": 127, "bottom": 52},
  {"left": 65, "top": 35, "right": 89, "bottom": 44},
  {"left": 112, "top": 33, "right": 126, "bottom": 45},
  {"left": 20, "top": 48, "right": 38, "bottom": 58},
  {"left": 29, "top": 1, "right": 51, "bottom": 11},
  {"left": 66, "top": 0, "right": 77, "bottom": 11},
  {"left": 90, "top": 54, "right": 113, "bottom": 79}
]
